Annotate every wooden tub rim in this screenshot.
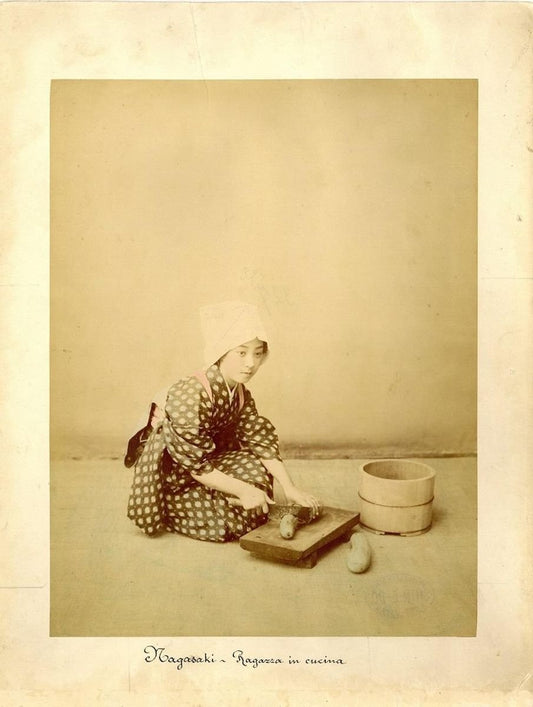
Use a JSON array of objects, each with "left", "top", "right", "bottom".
[{"left": 360, "top": 459, "right": 436, "bottom": 483}]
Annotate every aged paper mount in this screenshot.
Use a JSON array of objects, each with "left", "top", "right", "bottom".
[{"left": 2, "top": 2, "right": 532, "bottom": 705}]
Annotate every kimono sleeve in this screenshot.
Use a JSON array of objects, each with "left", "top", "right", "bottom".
[
  {"left": 235, "top": 389, "right": 281, "bottom": 461},
  {"left": 162, "top": 377, "right": 216, "bottom": 476}
]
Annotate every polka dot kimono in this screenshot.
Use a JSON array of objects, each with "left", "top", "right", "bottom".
[{"left": 127, "top": 365, "right": 280, "bottom": 542}]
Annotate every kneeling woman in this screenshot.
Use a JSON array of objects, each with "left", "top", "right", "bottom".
[{"left": 127, "top": 301, "right": 320, "bottom": 542}]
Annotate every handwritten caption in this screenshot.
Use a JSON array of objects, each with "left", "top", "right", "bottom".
[{"left": 144, "top": 646, "right": 346, "bottom": 670}]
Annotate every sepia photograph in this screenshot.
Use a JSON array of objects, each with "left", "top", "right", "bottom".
[
  {"left": 50, "top": 78, "right": 477, "bottom": 637},
  {"left": 3, "top": 1, "right": 532, "bottom": 702}
]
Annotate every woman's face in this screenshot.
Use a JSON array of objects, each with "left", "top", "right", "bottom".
[{"left": 218, "top": 338, "right": 266, "bottom": 387}]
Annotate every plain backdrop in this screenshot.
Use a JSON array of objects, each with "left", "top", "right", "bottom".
[{"left": 50, "top": 79, "right": 477, "bottom": 459}]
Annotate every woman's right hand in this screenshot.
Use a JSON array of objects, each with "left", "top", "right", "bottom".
[{"left": 228, "top": 486, "right": 275, "bottom": 515}]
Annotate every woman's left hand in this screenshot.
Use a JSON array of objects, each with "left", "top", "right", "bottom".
[{"left": 283, "top": 486, "right": 321, "bottom": 519}]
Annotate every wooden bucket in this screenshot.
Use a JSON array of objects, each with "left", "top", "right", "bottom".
[{"left": 358, "top": 460, "right": 436, "bottom": 536}]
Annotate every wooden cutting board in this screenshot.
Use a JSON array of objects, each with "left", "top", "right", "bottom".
[{"left": 239, "top": 506, "right": 360, "bottom": 568}]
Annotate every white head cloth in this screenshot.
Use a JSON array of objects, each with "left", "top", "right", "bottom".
[{"left": 200, "top": 301, "right": 269, "bottom": 368}]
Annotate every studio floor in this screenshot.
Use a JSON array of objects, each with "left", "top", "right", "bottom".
[{"left": 50, "top": 457, "right": 477, "bottom": 637}]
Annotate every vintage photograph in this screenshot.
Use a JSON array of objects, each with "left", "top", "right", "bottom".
[{"left": 50, "top": 79, "right": 477, "bottom": 637}]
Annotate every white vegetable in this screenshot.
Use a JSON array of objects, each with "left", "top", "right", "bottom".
[
  {"left": 279, "top": 513, "right": 298, "bottom": 539},
  {"left": 346, "top": 531, "right": 372, "bottom": 573}
]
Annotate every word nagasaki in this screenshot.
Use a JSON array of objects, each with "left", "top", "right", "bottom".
[{"left": 144, "top": 646, "right": 219, "bottom": 670}]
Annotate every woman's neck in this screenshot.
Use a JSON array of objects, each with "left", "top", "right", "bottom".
[{"left": 217, "top": 365, "right": 237, "bottom": 393}]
